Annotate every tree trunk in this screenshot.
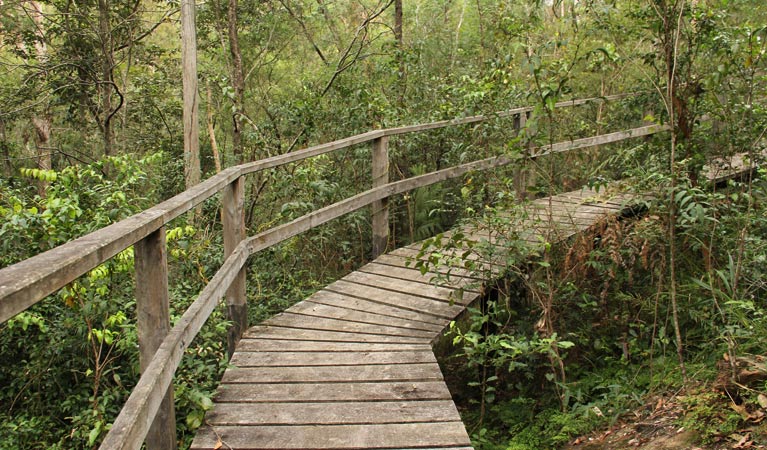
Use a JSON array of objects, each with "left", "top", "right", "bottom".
[
  {"left": 206, "top": 82, "right": 222, "bottom": 174},
  {"left": 228, "top": 0, "right": 246, "bottom": 163},
  {"left": 97, "top": 0, "right": 115, "bottom": 157},
  {"left": 394, "top": 0, "right": 405, "bottom": 102},
  {"left": 29, "top": 1, "right": 52, "bottom": 194},
  {"left": 0, "top": 119, "right": 12, "bottom": 176},
  {"left": 181, "top": 0, "right": 201, "bottom": 189}
]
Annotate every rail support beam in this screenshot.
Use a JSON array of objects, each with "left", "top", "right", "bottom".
[
  {"left": 372, "top": 136, "right": 390, "bottom": 258},
  {"left": 135, "top": 227, "right": 177, "bottom": 450},
  {"left": 224, "top": 176, "right": 247, "bottom": 357}
]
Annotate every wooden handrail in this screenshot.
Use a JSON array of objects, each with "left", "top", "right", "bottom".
[
  {"left": 0, "top": 92, "right": 637, "bottom": 323},
  {"left": 0, "top": 91, "right": 654, "bottom": 450}
]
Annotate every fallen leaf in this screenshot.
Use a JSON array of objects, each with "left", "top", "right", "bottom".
[
  {"left": 758, "top": 394, "right": 767, "bottom": 409},
  {"left": 732, "top": 432, "right": 753, "bottom": 449},
  {"left": 732, "top": 402, "right": 751, "bottom": 420},
  {"left": 214, "top": 439, "right": 223, "bottom": 450}
]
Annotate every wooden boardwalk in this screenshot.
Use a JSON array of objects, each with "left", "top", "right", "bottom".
[{"left": 191, "top": 187, "right": 637, "bottom": 450}]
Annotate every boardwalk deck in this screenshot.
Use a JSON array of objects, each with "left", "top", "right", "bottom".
[{"left": 191, "top": 186, "right": 638, "bottom": 450}]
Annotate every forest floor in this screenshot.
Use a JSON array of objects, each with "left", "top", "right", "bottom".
[
  {"left": 443, "top": 345, "right": 767, "bottom": 449},
  {"left": 564, "top": 378, "right": 767, "bottom": 450}
]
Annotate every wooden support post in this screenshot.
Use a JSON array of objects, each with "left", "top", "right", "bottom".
[
  {"left": 135, "top": 227, "right": 177, "bottom": 450},
  {"left": 223, "top": 176, "right": 247, "bottom": 357},
  {"left": 371, "top": 136, "right": 390, "bottom": 258},
  {"left": 513, "top": 112, "right": 532, "bottom": 200}
]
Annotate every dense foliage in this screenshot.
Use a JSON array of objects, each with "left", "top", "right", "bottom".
[{"left": 0, "top": 0, "right": 765, "bottom": 448}]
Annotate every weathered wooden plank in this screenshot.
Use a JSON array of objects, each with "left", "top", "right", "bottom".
[
  {"left": 306, "top": 290, "right": 447, "bottom": 326},
  {"left": 286, "top": 300, "right": 444, "bottom": 332},
  {"left": 325, "top": 280, "right": 465, "bottom": 319},
  {"left": 545, "top": 193, "right": 626, "bottom": 210},
  {"left": 235, "top": 338, "right": 431, "bottom": 352},
  {"left": 705, "top": 151, "right": 766, "bottom": 183},
  {"left": 230, "top": 350, "right": 437, "bottom": 367},
  {"left": 190, "top": 422, "right": 471, "bottom": 449},
  {"left": 555, "top": 188, "right": 639, "bottom": 206},
  {"left": 528, "top": 211, "right": 608, "bottom": 227},
  {"left": 529, "top": 200, "right": 627, "bottom": 217},
  {"left": 373, "top": 254, "right": 483, "bottom": 280},
  {"left": 388, "top": 246, "right": 505, "bottom": 274},
  {"left": 342, "top": 272, "right": 478, "bottom": 306},
  {"left": 214, "top": 381, "right": 454, "bottom": 403},
  {"left": 263, "top": 312, "right": 437, "bottom": 340},
  {"left": 242, "top": 326, "right": 427, "bottom": 344},
  {"left": 358, "top": 262, "right": 481, "bottom": 292},
  {"left": 203, "top": 400, "right": 462, "bottom": 425},
  {"left": 221, "top": 363, "right": 444, "bottom": 384},
  {"left": 529, "top": 202, "right": 617, "bottom": 216}
]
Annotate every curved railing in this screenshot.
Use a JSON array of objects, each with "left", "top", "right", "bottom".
[{"left": 0, "top": 92, "right": 666, "bottom": 450}]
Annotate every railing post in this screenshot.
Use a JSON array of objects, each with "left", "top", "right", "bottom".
[
  {"left": 513, "top": 111, "right": 531, "bottom": 200},
  {"left": 371, "top": 135, "right": 390, "bottom": 258},
  {"left": 135, "top": 227, "right": 177, "bottom": 450},
  {"left": 223, "top": 176, "right": 247, "bottom": 357}
]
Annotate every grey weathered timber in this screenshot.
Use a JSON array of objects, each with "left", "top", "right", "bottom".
[
  {"left": 342, "top": 271, "right": 479, "bottom": 306},
  {"left": 230, "top": 350, "right": 437, "bottom": 367},
  {"left": 306, "top": 290, "right": 449, "bottom": 325},
  {"left": 213, "top": 381, "right": 455, "bottom": 403},
  {"left": 204, "top": 400, "right": 462, "bottom": 425},
  {"left": 235, "top": 338, "right": 431, "bottom": 352},
  {"left": 223, "top": 177, "right": 247, "bottom": 355},
  {"left": 372, "top": 136, "right": 390, "bottom": 257},
  {"left": 134, "top": 228, "right": 176, "bottom": 450},
  {"left": 242, "top": 325, "right": 427, "bottom": 343},
  {"left": 373, "top": 253, "right": 484, "bottom": 279},
  {"left": 263, "top": 312, "right": 436, "bottom": 340},
  {"left": 191, "top": 422, "right": 472, "bottom": 449},
  {"left": 286, "top": 300, "right": 445, "bottom": 332},
  {"left": 325, "top": 279, "right": 466, "bottom": 319},
  {"left": 358, "top": 261, "right": 481, "bottom": 288},
  {"left": 221, "top": 363, "right": 444, "bottom": 384},
  {"left": 530, "top": 124, "right": 670, "bottom": 157},
  {"left": 705, "top": 150, "right": 767, "bottom": 183}
]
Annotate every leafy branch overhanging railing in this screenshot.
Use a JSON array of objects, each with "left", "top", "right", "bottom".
[{"left": 0, "top": 92, "right": 667, "bottom": 450}]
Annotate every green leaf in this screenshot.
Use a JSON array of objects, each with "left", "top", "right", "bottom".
[
  {"left": 88, "top": 422, "right": 102, "bottom": 446},
  {"left": 186, "top": 410, "right": 203, "bottom": 429}
]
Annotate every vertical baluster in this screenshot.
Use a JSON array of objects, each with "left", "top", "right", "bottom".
[
  {"left": 135, "top": 227, "right": 177, "bottom": 450},
  {"left": 371, "top": 135, "right": 390, "bottom": 258},
  {"left": 223, "top": 176, "right": 247, "bottom": 356}
]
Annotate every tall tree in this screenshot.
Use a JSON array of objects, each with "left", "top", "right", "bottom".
[
  {"left": 228, "top": 0, "right": 246, "bottom": 163},
  {"left": 28, "top": 1, "right": 52, "bottom": 192},
  {"left": 181, "top": 0, "right": 201, "bottom": 189}
]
